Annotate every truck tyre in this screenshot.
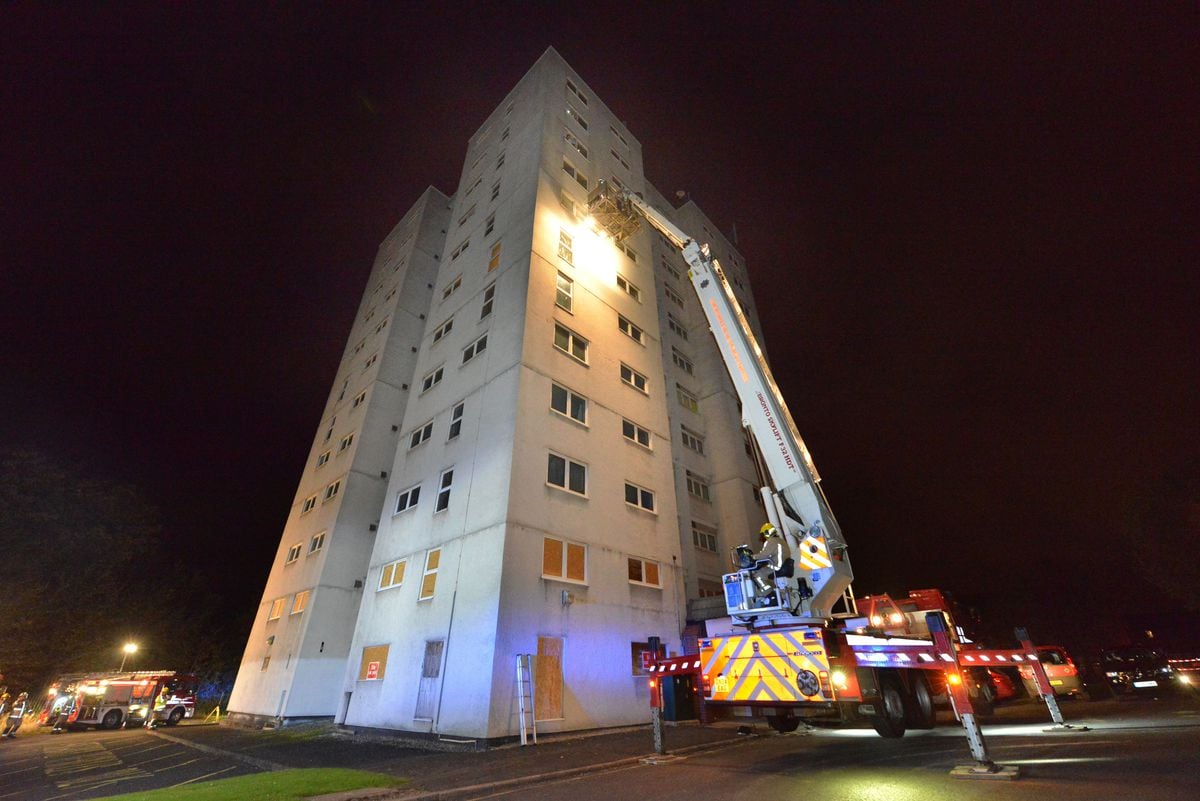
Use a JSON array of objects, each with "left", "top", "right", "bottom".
[
  {"left": 871, "top": 675, "right": 907, "bottom": 738},
  {"left": 767, "top": 715, "right": 801, "bottom": 734},
  {"left": 167, "top": 707, "right": 185, "bottom": 726},
  {"left": 101, "top": 710, "right": 123, "bottom": 730},
  {"left": 968, "top": 671, "right": 996, "bottom": 716},
  {"left": 904, "top": 674, "right": 937, "bottom": 729}
]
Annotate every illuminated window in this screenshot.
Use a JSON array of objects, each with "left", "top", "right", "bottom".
[
  {"left": 628, "top": 557, "right": 661, "bottom": 587},
  {"left": 622, "top": 419, "right": 651, "bottom": 448},
  {"left": 566, "top": 78, "right": 589, "bottom": 106},
  {"left": 291, "top": 590, "right": 310, "bottom": 615},
  {"left": 421, "top": 366, "right": 444, "bottom": 392},
  {"left": 461, "top": 333, "right": 488, "bottom": 364},
  {"left": 561, "top": 159, "right": 588, "bottom": 190},
  {"left": 556, "top": 271, "right": 573, "bottom": 310},
  {"left": 692, "top": 521, "right": 718, "bottom": 552},
  {"left": 542, "top": 536, "right": 587, "bottom": 584},
  {"left": 379, "top": 558, "right": 407, "bottom": 591},
  {"left": 480, "top": 283, "right": 495, "bottom": 319},
  {"left": 564, "top": 129, "right": 588, "bottom": 159},
  {"left": 554, "top": 323, "right": 588, "bottom": 363},
  {"left": 418, "top": 549, "right": 441, "bottom": 600},
  {"left": 409, "top": 421, "right": 433, "bottom": 449},
  {"left": 551, "top": 383, "right": 587, "bottom": 424},
  {"left": 442, "top": 275, "right": 462, "bottom": 299},
  {"left": 676, "top": 384, "right": 699, "bottom": 413},
  {"left": 616, "top": 274, "right": 641, "bottom": 301},
  {"left": 285, "top": 543, "right": 302, "bottom": 564},
  {"left": 309, "top": 531, "right": 326, "bottom": 554},
  {"left": 624, "top": 482, "right": 656, "bottom": 512},
  {"left": 323, "top": 478, "right": 342, "bottom": 501},
  {"left": 395, "top": 484, "right": 420, "bottom": 514},
  {"left": 671, "top": 348, "right": 694, "bottom": 375},
  {"left": 432, "top": 317, "right": 453, "bottom": 343},
  {"left": 338, "top": 432, "right": 354, "bottom": 453},
  {"left": 448, "top": 402, "right": 465, "bottom": 440},
  {"left": 434, "top": 469, "right": 453, "bottom": 512},
  {"left": 667, "top": 313, "right": 688, "bottom": 339},
  {"left": 301, "top": 494, "right": 317, "bottom": 514},
  {"left": 620, "top": 363, "right": 648, "bottom": 393},
  {"left": 488, "top": 240, "right": 502, "bottom": 271},
  {"left": 618, "top": 315, "right": 644, "bottom": 344},
  {"left": 686, "top": 470, "right": 712, "bottom": 502},
  {"left": 547, "top": 452, "right": 587, "bottom": 496},
  {"left": 268, "top": 598, "right": 285, "bottom": 620},
  {"left": 316, "top": 450, "right": 331, "bottom": 468},
  {"left": 681, "top": 426, "right": 705, "bottom": 454}
]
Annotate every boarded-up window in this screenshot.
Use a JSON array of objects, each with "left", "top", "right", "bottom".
[
  {"left": 419, "top": 549, "right": 441, "bottom": 600},
  {"left": 358, "top": 644, "right": 390, "bottom": 681},
  {"left": 413, "top": 640, "right": 444, "bottom": 719},
  {"left": 542, "top": 537, "right": 586, "bottom": 583},
  {"left": 535, "top": 636, "right": 563, "bottom": 720}
]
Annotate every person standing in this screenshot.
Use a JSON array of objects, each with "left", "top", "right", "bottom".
[{"left": 2, "top": 692, "right": 28, "bottom": 737}]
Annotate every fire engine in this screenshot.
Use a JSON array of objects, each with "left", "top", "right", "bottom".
[
  {"left": 587, "top": 182, "right": 1064, "bottom": 741},
  {"left": 40, "top": 671, "right": 198, "bottom": 730}
]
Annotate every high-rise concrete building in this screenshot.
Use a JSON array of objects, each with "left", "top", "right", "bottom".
[{"left": 229, "top": 48, "right": 770, "bottom": 741}]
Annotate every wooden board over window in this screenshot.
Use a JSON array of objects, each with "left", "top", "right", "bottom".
[
  {"left": 536, "top": 636, "right": 563, "bottom": 720},
  {"left": 358, "top": 644, "right": 390, "bottom": 681}
]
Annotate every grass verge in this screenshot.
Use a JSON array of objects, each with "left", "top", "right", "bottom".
[{"left": 95, "top": 767, "right": 406, "bottom": 800}]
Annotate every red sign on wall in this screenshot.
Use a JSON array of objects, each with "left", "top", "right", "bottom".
[{"left": 365, "top": 661, "right": 380, "bottom": 680}]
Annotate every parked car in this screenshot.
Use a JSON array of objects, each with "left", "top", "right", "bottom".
[
  {"left": 1018, "top": 646, "right": 1086, "bottom": 699},
  {"left": 988, "top": 668, "right": 1022, "bottom": 703},
  {"left": 1100, "top": 646, "right": 1177, "bottom": 694}
]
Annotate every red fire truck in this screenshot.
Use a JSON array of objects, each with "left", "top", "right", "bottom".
[{"left": 41, "top": 671, "right": 198, "bottom": 730}]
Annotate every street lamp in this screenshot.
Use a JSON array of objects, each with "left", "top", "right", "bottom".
[{"left": 119, "top": 642, "right": 138, "bottom": 671}]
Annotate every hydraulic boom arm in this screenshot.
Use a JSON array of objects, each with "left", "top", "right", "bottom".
[{"left": 587, "top": 181, "right": 853, "bottom": 620}]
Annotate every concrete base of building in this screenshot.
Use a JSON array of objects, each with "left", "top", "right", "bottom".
[{"left": 224, "top": 711, "right": 335, "bottom": 730}]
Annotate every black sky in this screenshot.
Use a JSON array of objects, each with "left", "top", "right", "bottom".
[{"left": 3, "top": 3, "right": 1197, "bottom": 657}]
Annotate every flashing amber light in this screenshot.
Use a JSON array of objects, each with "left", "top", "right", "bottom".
[
  {"left": 649, "top": 679, "right": 657, "bottom": 688},
  {"left": 888, "top": 613, "right": 904, "bottom": 625},
  {"left": 830, "top": 670, "right": 849, "bottom": 690},
  {"left": 869, "top": 615, "right": 884, "bottom": 626},
  {"left": 947, "top": 672, "right": 962, "bottom": 686}
]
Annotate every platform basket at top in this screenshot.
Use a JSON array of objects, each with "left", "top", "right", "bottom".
[{"left": 587, "top": 180, "right": 642, "bottom": 243}]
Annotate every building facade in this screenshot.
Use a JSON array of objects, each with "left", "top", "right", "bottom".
[{"left": 229, "top": 48, "right": 770, "bottom": 740}]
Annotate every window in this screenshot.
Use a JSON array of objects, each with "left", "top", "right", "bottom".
[
  {"left": 485, "top": 213, "right": 495, "bottom": 236},
  {"left": 447, "top": 402, "right": 465, "bottom": 440},
  {"left": 364, "top": 307, "right": 376, "bottom": 322},
  {"left": 550, "top": 383, "right": 587, "bottom": 424},
  {"left": 309, "top": 531, "right": 326, "bottom": 554},
  {"left": 480, "top": 283, "right": 495, "bottom": 318},
  {"left": 681, "top": 426, "right": 705, "bottom": 454},
  {"left": 461, "top": 333, "right": 488, "bottom": 364},
  {"left": 353, "top": 338, "right": 365, "bottom": 354},
  {"left": 395, "top": 484, "right": 421, "bottom": 514},
  {"left": 618, "top": 315, "right": 644, "bottom": 344},
  {"left": 324, "top": 479, "right": 342, "bottom": 501},
  {"left": 442, "top": 275, "right": 462, "bottom": 299},
  {"left": 501, "top": 125, "right": 510, "bottom": 140},
  {"left": 261, "top": 656, "right": 270, "bottom": 671},
  {"left": 620, "top": 363, "right": 648, "bottom": 393},
  {"left": 564, "top": 129, "right": 588, "bottom": 159},
  {"left": 561, "top": 159, "right": 588, "bottom": 189},
  {"left": 435, "top": 469, "right": 453, "bottom": 512},
  {"left": 622, "top": 419, "right": 651, "bottom": 448},
  {"left": 677, "top": 384, "right": 699, "bottom": 413},
  {"left": 542, "top": 536, "right": 587, "bottom": 583},
  {"left": 323, "top": 417, "right": 335, "bottom": 442},
  {"left": 628, "top": 556, "right": 661, "bottom": 587},
  {"left": 611, "top": 149, "right": 630, "bottom": 170},
  {"left": 495, "top": 152, "right": 505, "bottom": 169},
  {"left": 316, "top": 450, "right": 331, "bottom": 468},
  {"left": 490, "top": 180, "right": 500, "bottom": 201},
  {"left": 686, "top": 470, "right": 712, "bottom": 502},
  {"left": 268, "top": 598, "right": 285, "bottom": 620},
  {"left": 337, "top": 378, "right": 348, "bottom": 401},
  {"left": 624, "top": 481, "right": 656, "bottom": 512},
  {"left": 363, "top": 352, "right": 378, "bottom": 371},
  {"left": 566, "top": 103, "right": 588, "bottom": 131},
  {"left": 662, "top": 257, "right": 681, "bottom": 280},
  {"left": 432, "top": 317, "right": 453, "bottom": 343},
  {"left": 358, "top": 644, "right": 389, "bottom": 681},
  {"left": 419, "top": 548, "right": 441, "bottom": 600},
  {"left": 667, "top": 312, "right": 688, "bottom": 339},
  {"left": 488, "top": 240, "right": 502, "bottom": 271},
  {"left": 566, "top": 78, "right": 589, "bottom": 106},
  {"left": 421, "top": 366, "right": 444, "bottom": 392},
  {"left": 291, "top": 590, "right": 310, "bottom": 615},
  {"left": 301, "top": 494, "right": 317, "bottom": 514},
  {"left": 547, "top": 453, "right": 587, "bottom": 496},
  {"left": 672, "top": 348, "right": 694, "bottom": 375},
  {"left": 458, "top": 204, "right": 476, "bottom": 227},
  {"left": 553, "top": 323, "right": 588, "bottom": 363},
  {"left": 379, "top": 558, "right": 407, "bottom": 590},
  {"left": 616, "top": 274, "right": 641, "bottom": 301},
  {"left": 692, "top": 521, "right": 718, "bottom": 552},
  {"left": 409, "top": 421, "right": 433, "bottom": 449},
  {"left": 558, "top": 188, "right": 578, "bottom": 219},
  {"left": 285, "top": 543, "right": 302, "bottom": 564},
  {"left": 352, "top": 389, "right": 367, "bottom": 408},
  {"left": 618, "top": 242, "right": 637, "bottom": 262},
  {"left": 698, "top": 579, "right": 723, "bottom": 598},
  {"left": 665, "top": 284, "right": 685, "bottom": 306},
  {"left": 374, "top": 316, "right": 389, "bottom": 334},
  {"left": 451, "top": 240, "right": 469, "bottom": 261},
  {"left": 555, "top": 271, "right": 573, "bottom": 311},
  {"left": 338, "top": 432, "right": 354, "bottom": 453},
  {"left": 610, "top": 124, "right": 628, "bottom": 147},
  {"left": 384, "top": 285, "right": 397, "bottom": 302}
]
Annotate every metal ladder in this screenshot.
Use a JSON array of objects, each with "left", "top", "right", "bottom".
[{"left": 516, "top": 653, "right": 537, "bottom": 745}]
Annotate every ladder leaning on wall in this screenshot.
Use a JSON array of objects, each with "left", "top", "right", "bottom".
[{"left": 516, "top": 653, "right": 537, "bottom": 745}]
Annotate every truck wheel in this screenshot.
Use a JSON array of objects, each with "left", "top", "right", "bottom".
[
  {"left": 968, "top": 671, "right": 996, "bottom": 716},
  {"left": 167, "top": 708, "right": 185, "bottom": 726},
  {"left": 871, "top": 676, "right": 907, "bottom": 738},
  {"left": 904, "top": 674, "right": 937, "bottom": 729},
  {"left": 101, "top": 710, "right": 123, "bottom": 730},
  {"left": 767, "top": 715, "right": 801, "bottom": 734}
]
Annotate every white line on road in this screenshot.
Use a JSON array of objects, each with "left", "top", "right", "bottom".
[{"left": 166, "top": 765, "right": 237, "bottom": 787}]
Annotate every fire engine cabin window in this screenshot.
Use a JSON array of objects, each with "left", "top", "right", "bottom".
[
  {"left": 551, "top": 383, "right": 587, "bottom": 424},
  {"left": 358, "top": 644, "right": 389, "bottom": 682},
  {"left": 555, "top": 272, "right": 573, "bottom": 311},
  {"left": 553, "top": 323, "right": 588, "bottom": 363},
  {"left": 536, "top": 636, "right": 564, "bottom": 720},
  {"left": 285, "top": 543, "right": 302, "bottom": 564},
  {"left": 418, "top": 548, "right": 441, "bottom": 600},
  {"left": 547, "top": 453, "right": 587, "bottom": 496},
  {"left": 435, "top": 469, "right": 454, "bottom": 512},
  {"left": 291, "top": 590, "right": 310, "bottom": 615},
  {"left": 309, "top": 531, "right": 326, "bottom": 554},
  {"left": 624, "top": 482, "right": 656, "bottom": 512},
  {"left": 379, "top": 558, "right": 406, "bottom": 591},
  {"left": 268, "top": 597, "right": 286, "bottom": 620},
  {"left": 628, "top": 557, "right": 661, "bottom": 588},
  {"left": 542, "top": 536, "right": 587, "bottom": 584}
]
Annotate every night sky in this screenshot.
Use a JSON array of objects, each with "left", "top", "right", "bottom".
[{"left": 4, "top": 4, "right": 1197, "bottom": 658}]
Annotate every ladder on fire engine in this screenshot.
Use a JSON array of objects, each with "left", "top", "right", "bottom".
[{"left": 516, "top": 653, "right": 537, "bottom": 745}]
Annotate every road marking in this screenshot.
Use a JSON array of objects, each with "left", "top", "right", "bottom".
[{"left": 167, "top": 765, "right": 237, "bottom": 787}]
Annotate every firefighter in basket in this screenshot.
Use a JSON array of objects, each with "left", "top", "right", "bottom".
[{"left": 748, "top": 523, "right": 790, "bottom": 605}]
